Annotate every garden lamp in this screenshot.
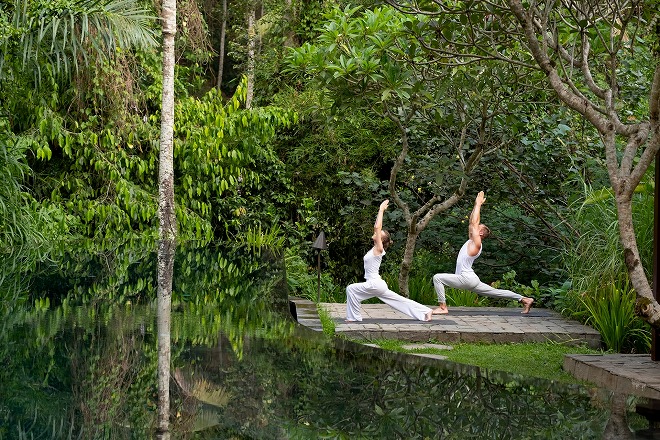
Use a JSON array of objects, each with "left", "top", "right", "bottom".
[{"left": 311, "top": 231, "right": 328, "bottom": 303}]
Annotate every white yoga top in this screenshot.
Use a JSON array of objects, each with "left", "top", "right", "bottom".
[
  {"left": 455, "top": 240, "right": 481, "bottom": 275},
  {"left": 363, "top": 248, "right": 384, "bottom": 280}
]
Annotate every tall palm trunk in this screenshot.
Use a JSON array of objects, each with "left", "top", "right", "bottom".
[{"left": 157, "top": 0, "right": 177, "bottom": 435}]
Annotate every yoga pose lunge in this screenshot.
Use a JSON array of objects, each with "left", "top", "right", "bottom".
[
  {"left": 432, "top": 191, "right": 534, "bottom": 315},
  {"left": 345, "top": 200, "right": 433, "bottom": 322}
]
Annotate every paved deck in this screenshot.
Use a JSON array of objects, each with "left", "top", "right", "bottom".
[
  {"left": 321, "top": 301, "right": 601, "bottom": 348},
  {"left": 290, "top": 297, "right": 660, "bottom": 400}
]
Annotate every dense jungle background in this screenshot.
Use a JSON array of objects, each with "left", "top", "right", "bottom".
[{"left": 0, "top": 0, "right": 656, "bottom": 353}]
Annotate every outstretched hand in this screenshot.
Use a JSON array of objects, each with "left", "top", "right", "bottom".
[
  {"left": 380, "top": 200, "right": 390, "bottom": 211},
  {"left": 475, "top": 191, "right": 486, "bottom": 205}
]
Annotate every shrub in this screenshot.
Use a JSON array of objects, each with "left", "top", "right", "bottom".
[
  {"left": 284, "top": 248, "right": 342, "bottom": 303},
  {"left": 580, "top": 282, "right": 651, "bottom": 353}
]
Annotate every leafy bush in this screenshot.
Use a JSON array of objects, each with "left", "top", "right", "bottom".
[
  {"left": 535, "top": 280, "right": 574, "bottom": 311},
  {"left": 445, "top": 288, "right": 490, "bottom": 307},
  {"left": 580, "top": 283, "right": 651, "bottom": 353},
  {"left": 284, "top": 248, "right": 341, "bottom": 303},
  {"left": 560, "top": 179, "right": 654, "bottom": 352},
  {"left": 564, "top": 179, "right": 653, "bottom": 294}
]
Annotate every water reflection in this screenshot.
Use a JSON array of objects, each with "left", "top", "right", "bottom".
[
  {"left": 0, "top": 243, "right": 658, "bottom": 438},
  {"left": 156, "top": 239, "right": 175, "bottom": 439},
  {"left": 3, "top": 301, "right": 660, "bottom": 438}
]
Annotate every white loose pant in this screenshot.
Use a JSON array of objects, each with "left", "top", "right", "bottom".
[
  {"left": 433, "top": 271, "right": 523, "bottom": 304},
  {"left": 346, "top": 277, "right": 431, "bottom": 322}
]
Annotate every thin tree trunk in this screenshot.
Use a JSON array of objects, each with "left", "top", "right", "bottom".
[
  {"left": 216, "top": 0, "right": 227, "bottom": 90},
  {"left": 398, "top": 230, "right": 419, "bottom": 298},
  {"left": 602, "top": 393, "right": 634, "bottom": 440},
  {"left": 245, "top": 5, "right": 256, "bottom": 109},
  {"left": 159, "top": 4, "right": 177, "bottom": 241},
  {"left": 157, "top": 0, "right": 177, "bottom": 435}
]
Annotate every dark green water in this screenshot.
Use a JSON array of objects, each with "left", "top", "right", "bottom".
[{"left": 0, "top": 243, "right": 656, "bottom": 439}]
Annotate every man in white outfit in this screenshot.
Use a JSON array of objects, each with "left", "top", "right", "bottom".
[
  {"left": 346, "top": 200, "right": 433, "bottom": 322},
  {"left": 432, "top": 191, "right": 534, "bottom": 315}
]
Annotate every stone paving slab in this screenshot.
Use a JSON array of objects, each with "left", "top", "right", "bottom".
[
  {"left": 321, "top": 302, "right": 602, "bottom": 348},
  {"left": 564, "top": 354, "right": 660, "bottom": 400}
]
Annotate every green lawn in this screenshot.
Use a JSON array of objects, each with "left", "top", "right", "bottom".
[{"left": 356, "top": 338, "right": 603, "bottom": 383}]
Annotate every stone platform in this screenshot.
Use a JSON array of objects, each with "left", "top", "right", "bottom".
[{"left": 320, "top": 301, "right": 601, "bottom": 348}]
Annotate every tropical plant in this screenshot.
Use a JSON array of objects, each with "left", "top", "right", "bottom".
[
  {"left": 581, "top": 283, "right": 651, "bottom": 353},
  {"left": 24, "top": 78, "right": 294, "bottom": 245},
  {"left": 0, "top": 0, "right": 158, "bottom": 305},
  {"left": 0, "top": 131, "right": 68, "bottom": 307},
  {"left": 0, "top": 0, "right": 158, "bottom": 84},
  {"left": 565, "top": 177, "right": 654, "bottom": 296},
  {"left": 445, "top": 288, "right": 490, "bottom": 308},
  {"left": 284, "top": 247, "right": 342, "bottom": 303},
  {"left": 559, "top": 178, "right": 654, "bottom": 351}
]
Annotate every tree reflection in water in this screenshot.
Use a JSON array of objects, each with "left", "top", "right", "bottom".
[
  {"left": 156, "top": 238, "right": 175, "bottom": 440},
  {"left": 1, "top": 243, "right": 658, "bottom": 438}
]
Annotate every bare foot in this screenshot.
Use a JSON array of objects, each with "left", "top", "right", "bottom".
[
  {"left": 345, "top": 319, "right": 357, "bottom": 323},
  {"left": 520, "top": 298, "right": 534, "bottom": 314},
  {"left": 432, "top": 305, "right": 449, "bottom": 315},
  {"left": 424, "top": 310, "right": 433, "bottom": 321}
]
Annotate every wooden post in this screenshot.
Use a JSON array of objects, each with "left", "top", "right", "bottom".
[
  {"left": 317, "top": 250, "right": 321, "bottom": 303},
  {"left": 311, "top": 231, "right": 328, "bottom": 304}
]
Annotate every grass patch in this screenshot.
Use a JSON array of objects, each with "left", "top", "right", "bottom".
[
  {"left": 317, "top": 304, "right": 336, "bottom": 336},
  {"left": 360, "top": 338, "right": 603, "bottom": 383}
]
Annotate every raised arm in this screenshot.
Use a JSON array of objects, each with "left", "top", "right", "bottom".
[
  {"left": 373, "top": 200, "right": 389, "bottom": 255},
  {"left": 467, "top": 191, "right": 485, "bottom": 256}
]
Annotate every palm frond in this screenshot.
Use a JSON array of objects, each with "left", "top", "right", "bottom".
[{"left": 2, "top": 0, "right": 158, "bottom": 83}]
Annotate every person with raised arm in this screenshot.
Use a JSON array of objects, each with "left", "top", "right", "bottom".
[
  {"left": 345, "top": 200, "right": 433, "bottom": 322},
  {"left": 432, "top": 191, "right": 534, "bottom": 315}
]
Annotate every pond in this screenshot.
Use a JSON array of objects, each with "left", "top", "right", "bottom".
[{"left": 0, "top": 243, "right": 657, "bottom": 439}]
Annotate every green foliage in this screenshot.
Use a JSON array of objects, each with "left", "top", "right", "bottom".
[
  {"left": 317, "top": 303, "right": 336, "bottom": 336},
  {"left": 445, "top": 288, "right": 490, "bottom": 307},
  {"left": 536, "top": 280, "right": 574, "bottom": 311},
  {"left": 285, "top": 5, "right": 423, "bottom": 113},
  {"left": 557, "top": 178, "right": 654, "bottom": 353},
  {"left": 0, "top": 0, "right": 158, "bottom": 84},
  {"left": 0, "top": 130, "right": 70, "bottom": 308},
  {"left": 404, "top": 273, "right": 436, "bottom": 305},
  {"left": 490, "top": 270, "right": 541, "bottom": 302},
  {"left": 284, "top": 247, "right": 341, "bottom": 303},
  {"left": 237, "top": 223, "right": 285, "bottom": 257},
  {"left": 580, "top": 283, "right": 651, "bottom": 353},
  {"left": 172, "top": 82, "right": 296, "bottom": 240},
  {"left": 23, "top": 78, "right": 294, "bottom": 246},
  {"left": 269, "top": 89, "right": 401, "bottom": 287},
  {"left": 370, "top": 339, "right": 601, "bottom": 383},
  {"left": 564, "top": 176, "right": 654, "bottom": 294}
]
